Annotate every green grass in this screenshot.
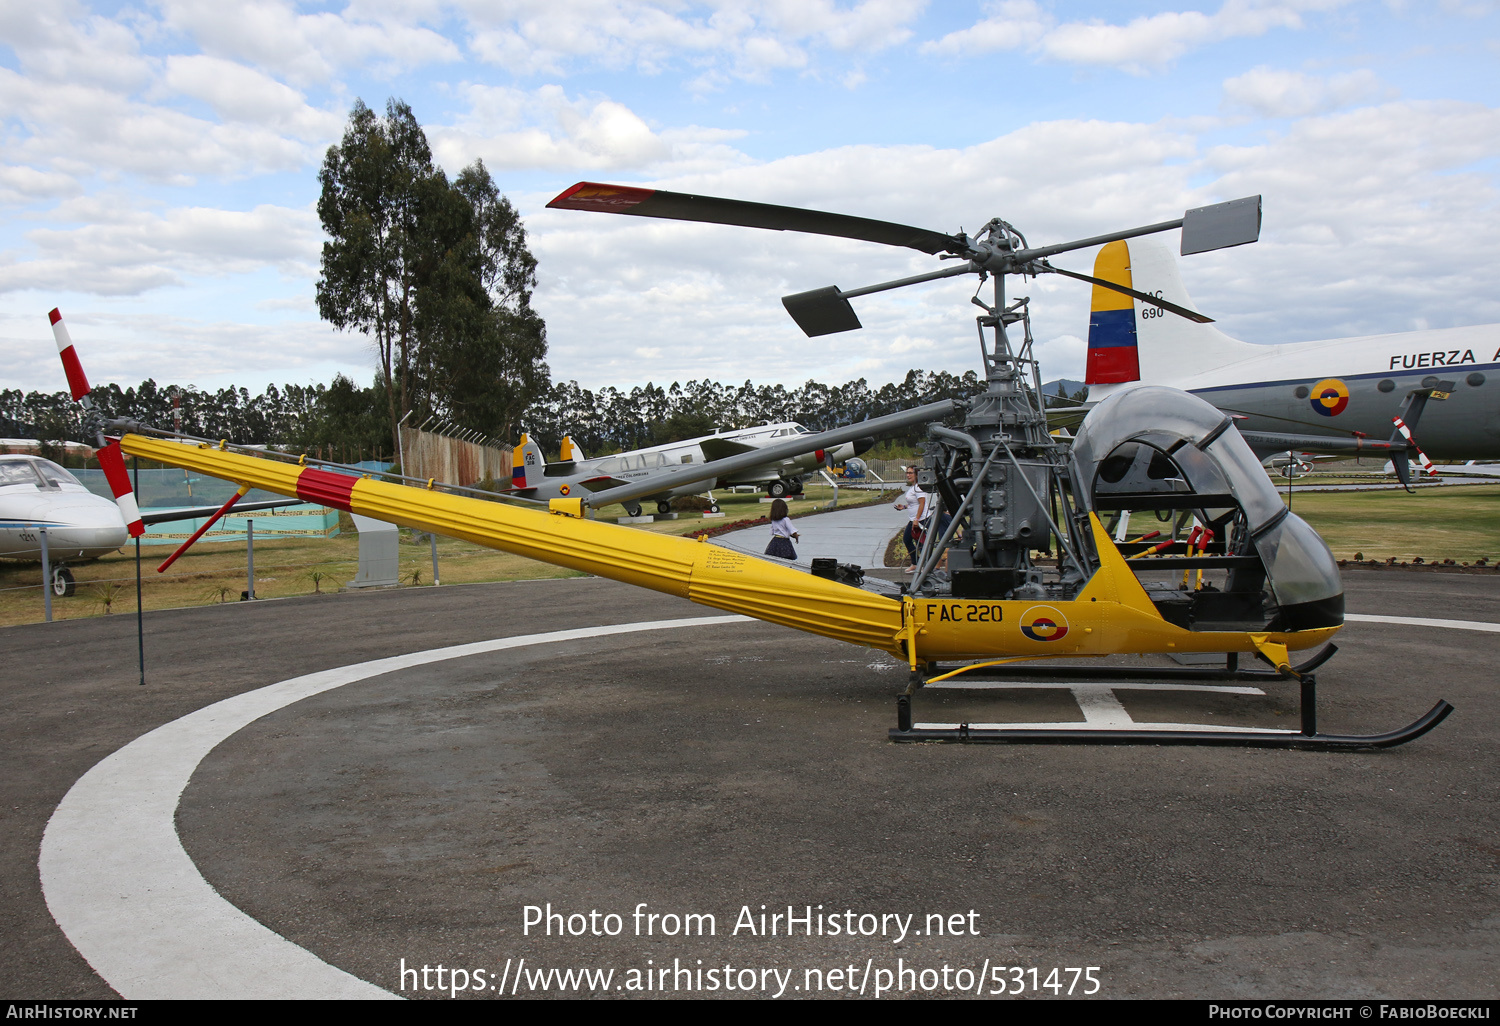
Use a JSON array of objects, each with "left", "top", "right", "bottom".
[{"left": 1277, "top": 485, "right": 1500, "bottom": 563}]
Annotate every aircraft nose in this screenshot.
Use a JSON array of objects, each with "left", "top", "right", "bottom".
[
  {"left": 852, "top": 436, "right": 876, "bottom": 457},
  {"left": 46, "top": 503, "right": 129, "bottom": 556}
]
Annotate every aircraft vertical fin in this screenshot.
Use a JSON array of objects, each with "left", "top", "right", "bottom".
[
  {"left": 1084, "top": 241, "right": 1139, "bottom": 385},
  {"left": 1106, "top": 237, "right": 1257, "bottom": 391},
  {"left": 511, "top": 434, "right": 543, "bottom": 491}
]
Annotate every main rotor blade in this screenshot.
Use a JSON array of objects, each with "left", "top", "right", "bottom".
[
  {"left": 548, "top": 182, "right": 967, "bottom": 257},
  {"left": 1041, "top": 263, "right": 1215, "bottom": 324}
]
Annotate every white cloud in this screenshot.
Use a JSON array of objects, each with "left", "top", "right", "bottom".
[
  {"left": 2, "top": 308, "right": 367, "bottom": 395},
  {"left": 160, "top": 56, "right": 345, "bottom": 140},
  {"left": 428, "top": 84, "right": 751, "bottom": 173},
  {"left": 920, "top": 1, "right": 1055, "bottom": 58},
  {"left": 0, "top": 3, "right": 156, "bottom": 91},
  {"left": 461, "top": 0, "right": 925, "bottom": 80},
  {"left": 924, "top": 0, "right": 1353, "bottom": 72},
  {"left": 0, "top": 71, "right": 316, "bottom": 183},
  {"left": 156, "top": 0, "right": 461, "bottom": 84},
  {"left": 1, "top": 202, "right": 320, "bottom": 296},
  {"left": 0, "top": 165, "right": 81, "bottom": 206},
  {"left": 1222, "top": 66, "right": 1391, "bottom": 118}
]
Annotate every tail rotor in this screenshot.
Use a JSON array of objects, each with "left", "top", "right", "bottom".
[{"left": 48, "top": 309, "right": 144, "bottom": 538}]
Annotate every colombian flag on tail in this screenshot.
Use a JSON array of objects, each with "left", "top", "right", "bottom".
[{"left": 1084, "top": 241, "right": 1139, "bottom": 385}]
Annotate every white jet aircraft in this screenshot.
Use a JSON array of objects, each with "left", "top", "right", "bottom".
[{"left": 510, "top": 422, "right": 874, "bottom": 516}]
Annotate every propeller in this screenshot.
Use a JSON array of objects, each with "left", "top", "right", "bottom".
[
  {"left": 49, "top": 309, "right": 144, "bottom": 538},
  {"left": 548, "top": 183, "right": 1257, "bottom": 336}
]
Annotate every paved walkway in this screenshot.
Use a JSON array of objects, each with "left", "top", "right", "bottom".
[{"left": 711, "top": 497, "right": 908, "bottom": 569}]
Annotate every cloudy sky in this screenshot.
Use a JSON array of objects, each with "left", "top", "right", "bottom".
[{"left": 4, "top": 0, "right": 1498, "bottom": 399}]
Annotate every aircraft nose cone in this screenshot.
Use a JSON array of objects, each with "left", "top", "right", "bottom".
[
  {"left": 46, "top": 502, "right": 129, "bottom": 557},
  {"left": 852, "top": 436, "right": 876, "bottom": 456}
]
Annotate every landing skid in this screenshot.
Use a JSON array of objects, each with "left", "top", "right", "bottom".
[{"left": 889, "top": 647, "right": 1453, "bottom": 751}]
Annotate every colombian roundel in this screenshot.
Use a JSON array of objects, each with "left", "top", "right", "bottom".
[
  {"left": 559, "top": 484, "right": 571, "bottom": 496},
  {"left": 1310, "top": 379, "right": 1349, "bottom": 417},
  {"left": 1020, "top": 605, "right": 1069, "bottom": 643}
]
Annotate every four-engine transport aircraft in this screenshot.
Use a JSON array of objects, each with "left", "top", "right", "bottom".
[{"left": 1082, "top": 236, "right": 1500, "bottom": 465}]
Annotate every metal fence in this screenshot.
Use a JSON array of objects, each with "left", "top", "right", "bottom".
[{"left": 400, "top": 427, "right": 510, "bottom": 487}]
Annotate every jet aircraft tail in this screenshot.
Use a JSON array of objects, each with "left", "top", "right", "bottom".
[
  {"left": 1085, "top": 237, "right": 1260, "bottom": 396},
  {"left": 511, "top": 434, "right": 544, "bottom": 491}
]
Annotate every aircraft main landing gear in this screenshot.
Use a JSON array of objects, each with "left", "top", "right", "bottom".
[
  {"left": 624, "top": 502, "right": 643, "bottom": 518},
  {"left": 657, "top": 500, "right": 673, "bottom": 515},
  {"left": 767, "top": 481, "right": 788, "bottom": 499}
]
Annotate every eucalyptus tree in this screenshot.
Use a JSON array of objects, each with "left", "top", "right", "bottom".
[{"left": 316, "top": 99, "right": 548, "bottom": 455}]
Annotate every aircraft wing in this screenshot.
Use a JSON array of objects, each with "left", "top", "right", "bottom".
[
  {"left": 576, "top": 475, "right": 631, "bottom": 493},
  {"left": 699, "top": 437, "right": 760, "bottom": 461}
]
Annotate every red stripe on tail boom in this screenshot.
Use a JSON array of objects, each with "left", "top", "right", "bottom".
[{"left": 295, "top": 467, "right": 358, "bottom": 511}]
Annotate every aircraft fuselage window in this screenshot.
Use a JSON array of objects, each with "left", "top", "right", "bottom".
[
  {"left": 680, "top": 454, "right": 692, "bottom": 464},
  {"left": 1378, "top": 379, "right": 1395, "bottom": 393},
  {"left": 1467, "top": 372, "right": 1485, "bottom": 387}
]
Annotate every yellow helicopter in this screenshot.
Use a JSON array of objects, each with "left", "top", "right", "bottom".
[{"left": 55, "top": 186, "right": 1450, "bottom": 750}]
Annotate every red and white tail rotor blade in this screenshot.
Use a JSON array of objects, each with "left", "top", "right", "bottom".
[
  {"left": 50, "top": 308, "right": 93, "bottom": 406},
  {"left": 97, "top": 441, "right": 145, "bottom": 537},
  {"left": 48, "top": 308, "right": 145, "bottom": 537},
  {"left": 1392, "top": 416, "right": 1438, "bottom": 477}
]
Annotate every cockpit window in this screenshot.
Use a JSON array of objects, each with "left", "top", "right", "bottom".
[
  {"left": 0, "top": 460, "right": 41, "bottom": 487},
  {"left": 36, "top": 461, "right": 81, "bottom": 487}
]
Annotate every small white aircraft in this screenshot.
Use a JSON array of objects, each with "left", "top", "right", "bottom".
[
  {"left": 1082, "top": 236, "right": 1500, "bottom": 470},
  {"left": 509, "top": 422, "right": 873, "bottom": 515},
  {"left": 9, "top": 312, "right": 297, "bottom": 596},
  {"left": 0, "top": 454, "right": 131, "bottom": 594}
]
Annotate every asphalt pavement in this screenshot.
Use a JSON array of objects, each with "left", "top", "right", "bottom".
[{"left": 2, "top": 570, "right": 1497, "bottom": 1000}]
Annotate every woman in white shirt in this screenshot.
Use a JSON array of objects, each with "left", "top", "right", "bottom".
[{"left": 894, "top": 466, "right": 927, "bottom": 572}]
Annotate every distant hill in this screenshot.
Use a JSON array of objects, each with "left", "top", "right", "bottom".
[{"left": 1042, "top": 378, "right": 1085, "bottom": 399}]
